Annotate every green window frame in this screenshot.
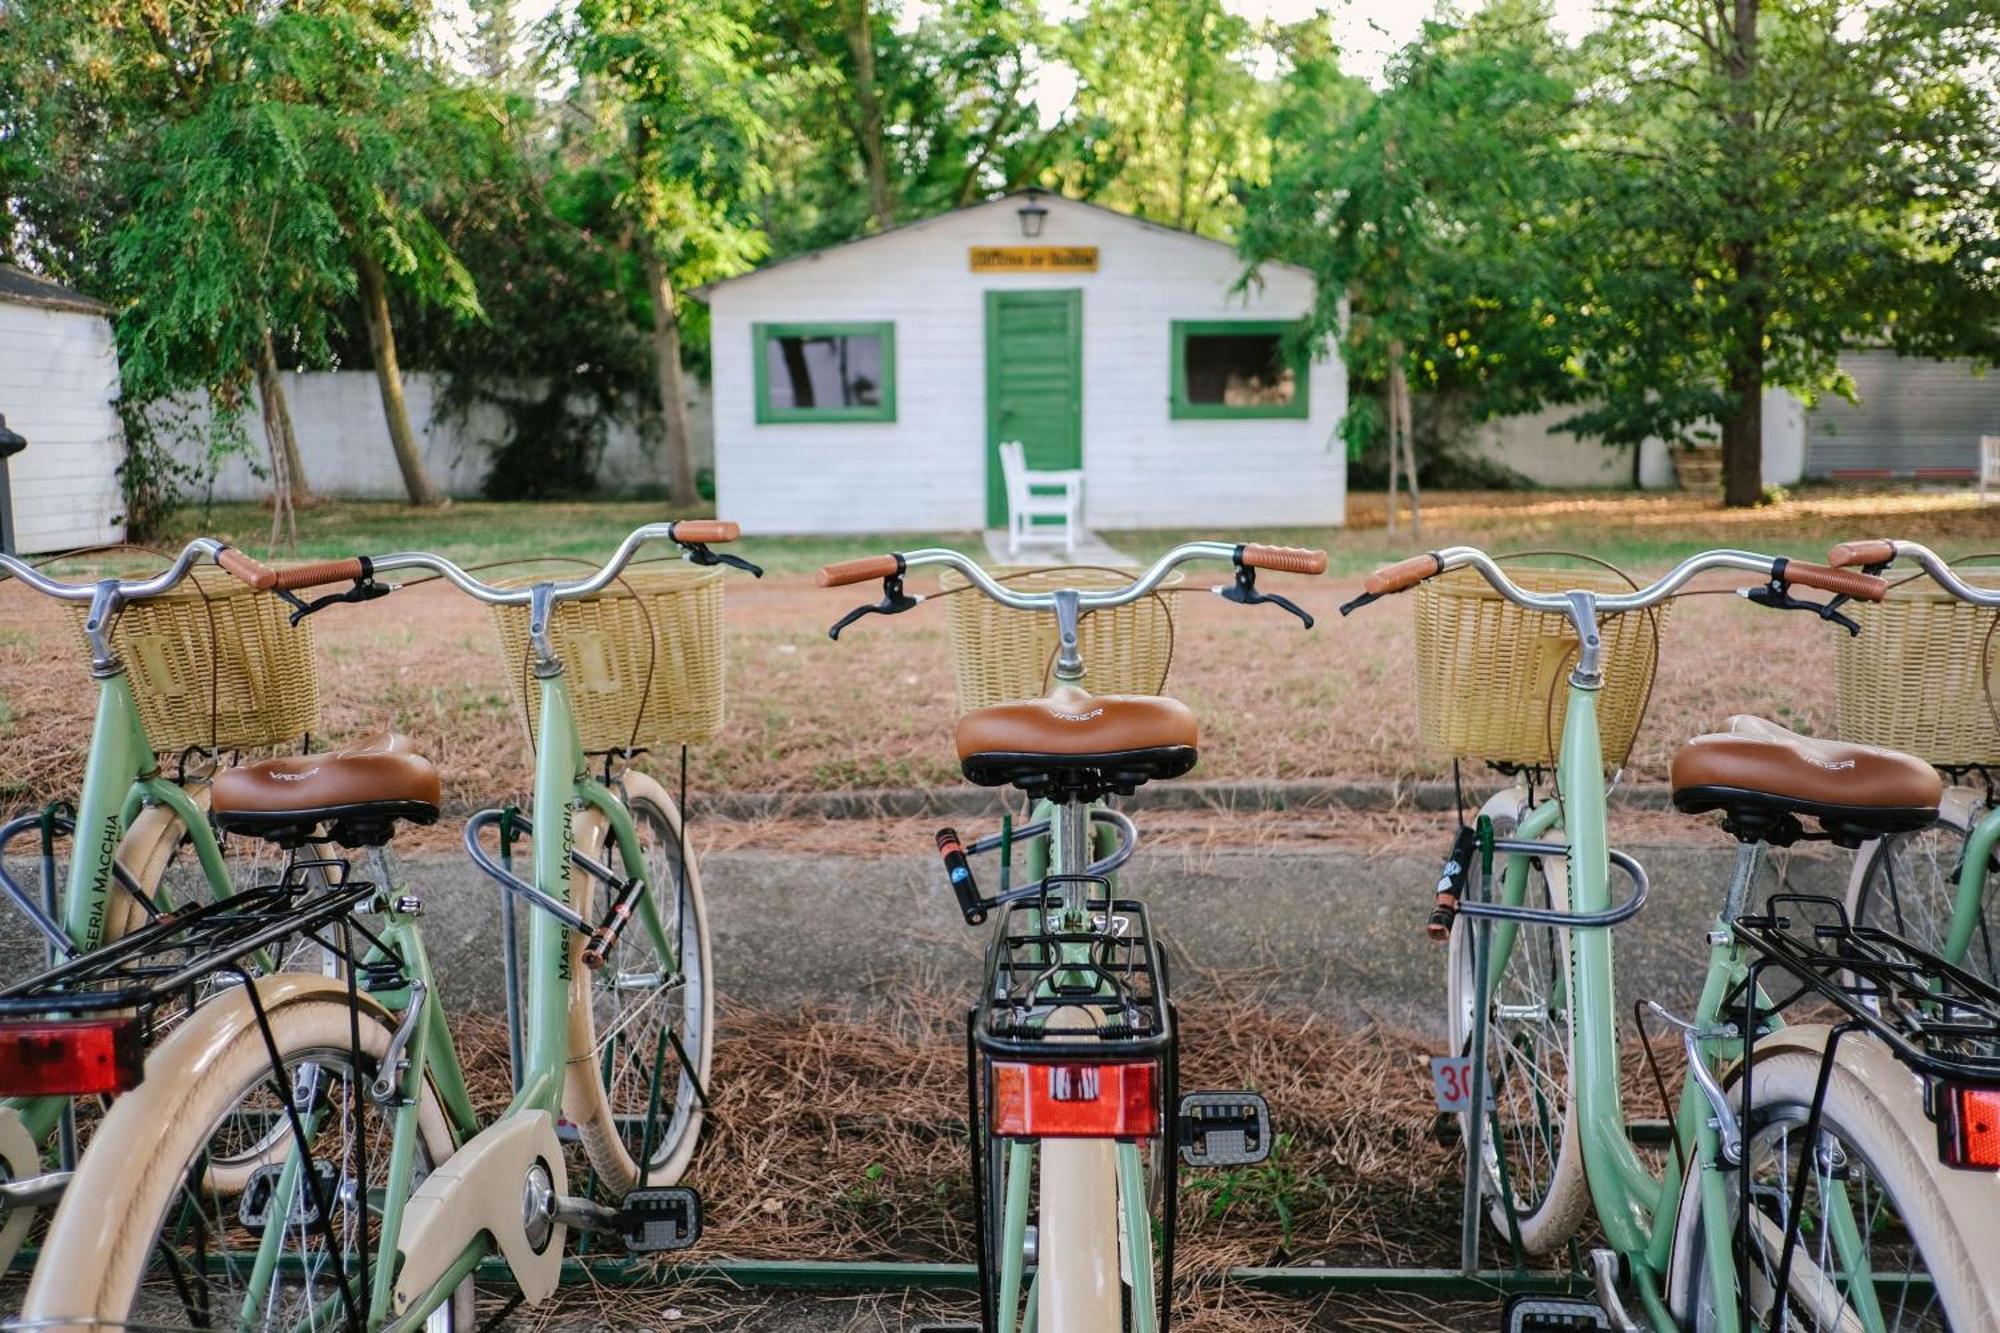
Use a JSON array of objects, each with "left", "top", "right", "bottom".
[
  {"left": 1169, "top": 319, "right": 1309, "bottom": 420},
  {"left": 753, "top": 321, "right": 897, "bottom": 424}
]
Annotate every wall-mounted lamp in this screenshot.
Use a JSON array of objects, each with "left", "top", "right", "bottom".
[{"left": 1016, "top": 189, "right": 1049, "bottom": 239}]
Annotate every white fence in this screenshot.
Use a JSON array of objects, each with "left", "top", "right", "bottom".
[
  {"left": 166, "top": 370, "right": 711, "bottom": 501},
  {"left": 1470, "top": 393, "right": 1807, "bottom": 490}
]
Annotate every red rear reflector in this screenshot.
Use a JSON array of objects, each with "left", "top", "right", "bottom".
[
  {"left": 0, "top": 1019, "right": 143, "bottom": 1096},
  {"left": 1939, "top": 1084, "right": 2000, "bottom": 1171},
  {"left": 991, "top": 1060, "right": 1157, "bottom": 1139}
]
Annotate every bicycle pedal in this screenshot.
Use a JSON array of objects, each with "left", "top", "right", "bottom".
[
  {"left": 239, "top": 1160, "right": 342, "bottom": 1235},
  {"left": 619, "top": 1185, "right": 701, "bottom": 1254},
  {"left": 1177, "top": 1090, "right": 1272, "bottom": 1167},
  {"left": 1502, "top": 1294, "right": 1613, "bottom": 1332},
  {"left": 910, "top": 1325, "right": 979, "bottom": 1332}
]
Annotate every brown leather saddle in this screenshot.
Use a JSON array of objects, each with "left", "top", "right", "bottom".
[{"left": 1670, "top": 715, "right": 1941, "bottom": 847}]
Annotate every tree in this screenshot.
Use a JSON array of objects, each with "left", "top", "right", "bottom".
[
  {"left": 1567, "top": 0, "right": 2000, "bottom": 505},
  {"left": 1051, "top": 0, "right": 1274, "bottom": 237},
  {"left": 555, "top": 0, "right": 776, "bottom": 503},
  {"left": 1242, "top": 7, "right": 1583, "bottom": 528},
  {"left": 0, "top": 1, "right": 493, "bottom": 515}
]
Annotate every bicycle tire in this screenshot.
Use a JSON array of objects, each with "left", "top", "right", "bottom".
[
  {"left": 1671, "top": 1038, "right": 1997, "bottom": 1331},
  {"left": 1444, "top": 789, "right": 1589, "bottom": 1255},
  {"left": 563, "top": 770, "right": 714, "bottom": 1194},
  {"left": 21, "top": 975, "right": 472, "bottom": 1331},
  {"left": 1846, "top": 797, "right": 1998, "bottom": 987}
]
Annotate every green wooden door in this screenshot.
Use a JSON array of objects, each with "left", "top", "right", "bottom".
[{"left": 985, "top": 289, "right": 1083, "bottom": 528}]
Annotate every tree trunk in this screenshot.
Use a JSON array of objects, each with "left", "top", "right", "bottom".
[
  {"left": 1394, "top": 357, "right": 1421, "bottom": 540},
  {"left": 1719, "top": 0, "right": 1763, "bottom": 508},
  {"left": 641, "top": 235, "right": 699, "bottom": 505},
  {"left": 1721, "top": 322, "right": 1765, "bottom": 508},
  {"left": 843, "top": 0, "right": 895, "bottom": 230},
  {"left": 354, "top": 251, "right": 440, "bottom": 507},
  {"left": 256, "top": 329, "right": 311, "bottom": 507}
]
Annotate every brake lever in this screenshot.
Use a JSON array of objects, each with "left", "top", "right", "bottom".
[
  {"left": 679, "top": 542, "right": 764, "bottom": 578},
  {"left": 1739, "top": 579, "right": 1860, "bottom": 636},
  {"left": 277, "top": 577, "right": 393, "bottom": 627},
  {"left": 1338, "top": 590, "right": 1380, "bottom": 617},
  {"left": 828, "top": 573, "right": 923, "bottom": 640},
  {"left": 1215, "top": 566, "right": 1314, "bottom": 628}
]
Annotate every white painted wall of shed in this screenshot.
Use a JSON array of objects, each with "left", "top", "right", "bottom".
[
  {"left": 162, "top": 371, "right": 709, "bottom": 501},
  {"left": 0, "top": 302, "right": 125, "bottom": 553},
  {"left": 1470, "top": 391, "right": 1805, "bottom": 490},
  {"left": 706, "top": 196, "right": 1347, "bottom": 534}
]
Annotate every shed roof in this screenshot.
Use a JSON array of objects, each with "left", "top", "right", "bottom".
[
  {"left": 0, "top": 265, "right": 112, "bottom": 317},
  {"left": 692, "top": 192, "right": 1309, "bottom": 299}
]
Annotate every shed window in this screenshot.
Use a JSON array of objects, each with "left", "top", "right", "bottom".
[
  {"left": 1170, "top": 320, "right": 1308, "bottom": 420},
  {"left": 754, "top": 322, "right": 897, "bottom": 423}
]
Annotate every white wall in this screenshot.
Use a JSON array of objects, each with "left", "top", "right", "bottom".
[
  {"left": 0, "top": 302, "right": 125, "bottom": 553},
  {"left": 166, "top": 371, "right": 710, "bottom": 502},
  {"left": 707, "top": 196, "right": 1347, "bottom": 534},
  {"left": 1471, "top": 392, "right": 1806, "bottom": 490}
]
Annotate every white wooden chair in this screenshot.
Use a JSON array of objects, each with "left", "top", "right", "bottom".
[
  {"left": 998, "top": 439, "right": 1083, "bottom": 558},
  {"left": 1981, "top": 436, "right": 2000, "bottom": 501}
]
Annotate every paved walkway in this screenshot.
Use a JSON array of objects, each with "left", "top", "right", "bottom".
[{"left": 981, "top": 527, "right": 1134, "bottom": 566}]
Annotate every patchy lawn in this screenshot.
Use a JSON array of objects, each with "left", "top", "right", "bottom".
[{"left": 7, "top": 486, "right": 1999, "bottom": 814}]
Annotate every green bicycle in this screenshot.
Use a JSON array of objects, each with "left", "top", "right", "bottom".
[
  {"left": 1349, "top": 546, "right": 2000, "bottom": 1332},
  {"left": 15, "top": 520, "right": 753, "bottom": 1330},
  {"left": 0, "top": 538, "right": 360, "bottom": 1270},
  {"left": 818, "top": 538, "right": 1326, "bottom": 1333}
]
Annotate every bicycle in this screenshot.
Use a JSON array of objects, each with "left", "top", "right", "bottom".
[
  {"left": 0, "top": 538, "right": 368, "bottom": 1273},
  {"left": 1827, "top": 540, "right": 2000, "bottom": 990},
  {"left": 1347, "top": 546, "right": 2000, "bottom": 1332},
  {"left": 13, "top": 520, "right": 755, "bottom": 1330},
  {"left": 817, "top": 539, "right": 1326, "bottom": 1333}
]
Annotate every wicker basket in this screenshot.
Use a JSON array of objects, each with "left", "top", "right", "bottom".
[
  {"left": 490, "top": 566, "right": 725, "bottom": 753},
  {"left": 63, "top": 568, "right": 318, "bottom": 753},
  {"left": 1835, "top": 570, "right": 2000, "bottom": 767},
  {"left": 940, "top": 566, "right": 1181, "bottom": 713},
  {"left": 1414, "top": 563, "right": 1668, "bottom": 768}
]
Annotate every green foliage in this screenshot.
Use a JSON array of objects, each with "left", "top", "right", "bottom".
[
  {"left": 1242, "top": 4, "right": 1584, "bottom": 423},
  {"left": 1559, "top": 0, "right": 2000, "bottom": 466},
  {"left": 1048, "top": 0, "right": 1274, "bottom": 236}
]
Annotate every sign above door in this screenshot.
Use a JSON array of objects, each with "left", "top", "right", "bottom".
[{"left": 969, "top": 246, "right": 1099, "bottom": 274}]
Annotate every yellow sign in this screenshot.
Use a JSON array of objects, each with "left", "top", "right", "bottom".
[{"left": 969, "top": 246, "right": 1099, "bottom": 273}]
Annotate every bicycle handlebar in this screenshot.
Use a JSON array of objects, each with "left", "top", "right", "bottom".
[
  {"left": 1352, "top": 545, "right": 1885, "bottom": 615},
  {"left": 817, "top": 539, "right": 1326, "bottom": 613},
  {"left": 311, "top": 520, "right": 745, "bottom": 607},
  {"left": 1828, "top": 538, "right": 2000, "bottom": 608},
  {"left": 0, "top": 538, "right": 227, "bottom": 604}
]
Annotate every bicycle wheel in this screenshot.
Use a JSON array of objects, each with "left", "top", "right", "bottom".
[
  {"left": 1445, "top": 828, "right": 1588, "bottom": 1254},
  {"left": 564, "top": 770, "right": 713, "bottom": 1194},
  {"left": 21, "top": 975, "right": 472, "bottom": 1331},
  {"left": 1676, "top": 1043, "right": 1996, "bottom": 1332},
  {"left": 1847, "top": 807, "right": 1999, "bottom": 986}
]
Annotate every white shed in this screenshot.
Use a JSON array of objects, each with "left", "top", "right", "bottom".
[
  {"left": 699, "top": 193, "right": 1346, "bottom": 535},
  {"left": 0, "top": 267, "right": 125, "bottom": 553}
]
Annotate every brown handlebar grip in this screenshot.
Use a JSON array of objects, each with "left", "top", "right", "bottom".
[
  {"left": 1780, "top": 560, "right": 1887, "bottom": 602},
  {"left": 215, "top": 547, "right": 279, "bottom": 591},
  {"left": 1241, "top": 544, "right": 1329, "bottom": 576},
  {"left": 1827, "top": 540, "right": 1896, "bottom": 570},
  {"left": 816, "top": 555, "right": 903, "bottom": 588},
  {"left": 671, "top": 520, "right": 740, "bottom": 544},
  {"left": 264, "top": 558, "right": 368, "bottom": 592},
  {"left": 1364, "top": 552, "right": 1445, "bottom": 597}
]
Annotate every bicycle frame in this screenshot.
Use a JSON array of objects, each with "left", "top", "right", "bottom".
[
  {"left": 365, "top": 614, "right": 678, "bottom": 1328},
  {"left": 1489, "top": 663, "right": 1900, "bottom": 1333}
]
